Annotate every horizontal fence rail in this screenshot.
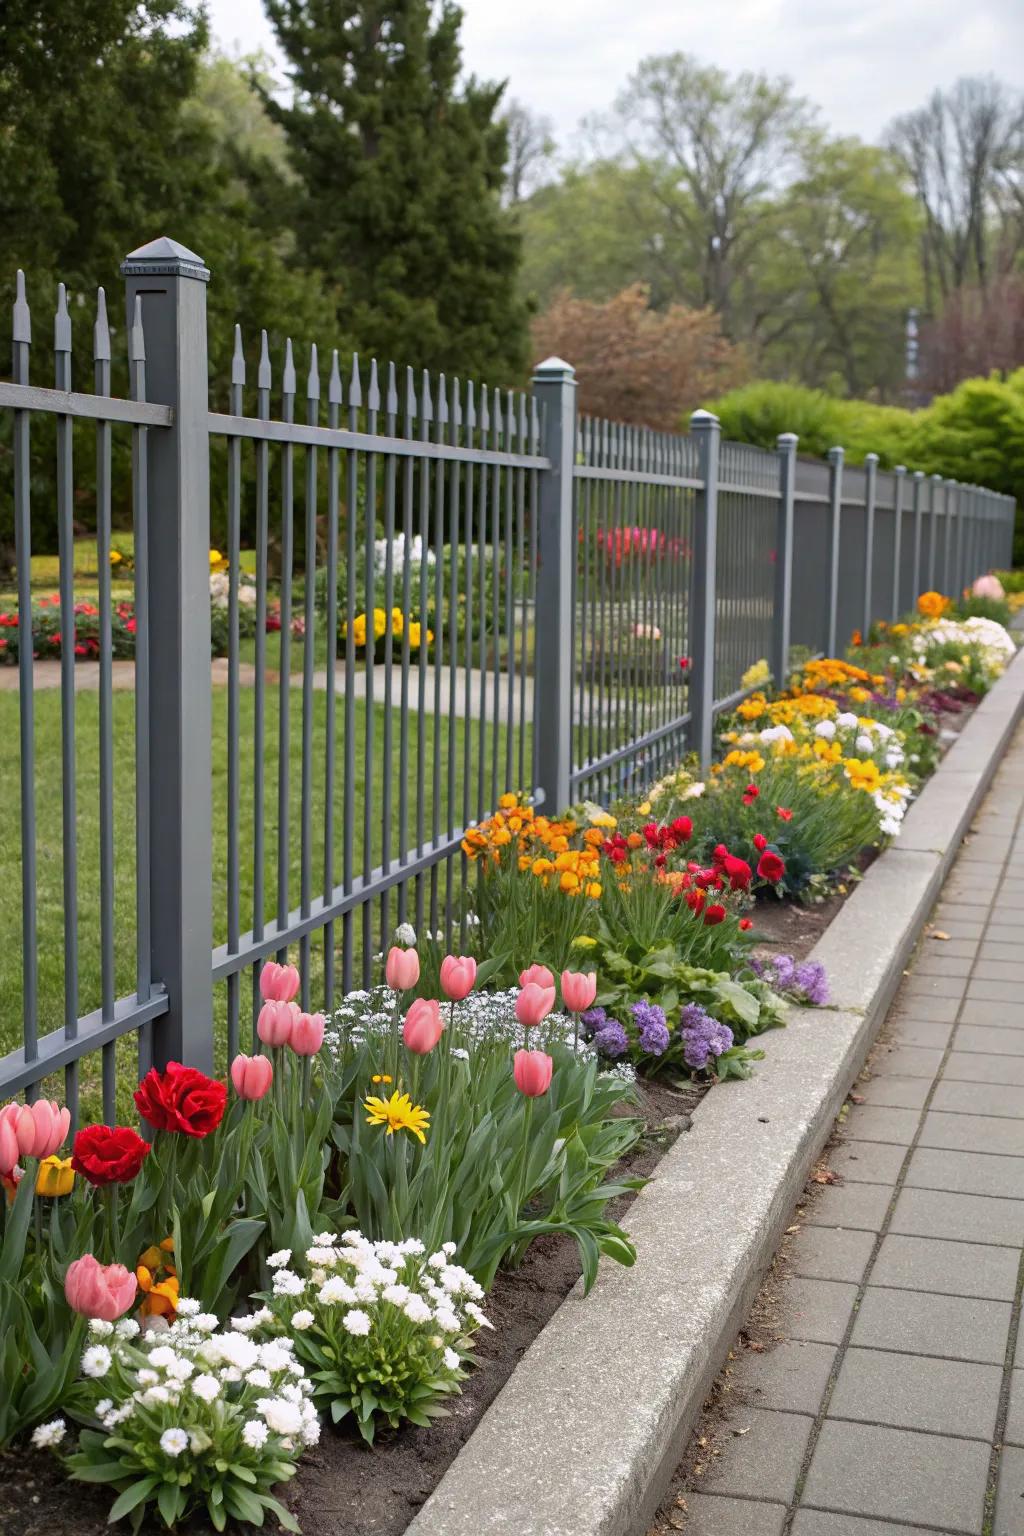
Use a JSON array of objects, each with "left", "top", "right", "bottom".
[{"left": 0, "top": 237, "right": 1016, "bottom": 1117}]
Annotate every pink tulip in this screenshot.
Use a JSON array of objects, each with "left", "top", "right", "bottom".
[
  {"left": 385, "top": 946, "right": 420, "bottom": 992},
  {"left": 515, "top": 983, "right": 555, "bottom": 1028},
  {"left": 257, "top": 1000, "right": 297, "bottom": 1048},
  {"left": 972, "top": 573, "right": 1005, "bottom": 600},
  {"left": 289, "top": 1011, "right": 325, "bottom": 1057},
  {"left": 0, "top": 1099, "right": 69, "bottom": 1172},
  {"left": 403, "top": 997, "right": 444, "bottom": 1054},
  {"left": 519, "top": 963, "right": 555, "bottom": 990},
  {"left": 65, "top": 1254, "right": 138, "bottom": 1322},
  {"left": 440, "top": 955, "right": 477, "bottom": 1002},
  {"left": 259, "top": 961, "right": 300, "bottom": 1003},
  {"left": 513, "top": 1049, "right": 554, "bottom": 1098},
  {"left": 230, "top": 1054, "right": 274, "bottom": 1101},
  {"left": 561, "top": 970, "right": 597, "bottom": 1014}
]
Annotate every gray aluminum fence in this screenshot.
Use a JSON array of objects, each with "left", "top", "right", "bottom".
[{"left": 0, "top": 237, "right": 1015, "bottom": 1123}]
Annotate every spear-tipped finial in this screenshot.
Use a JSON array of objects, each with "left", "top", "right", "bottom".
[
  {"left": 257, "top": 329, "right": 272, "bottom": 392},
  {"left": 231, "top": 324, "right": 246, "bottom": 389},
  {"left": 94, "top": 287, "right": 111, "bottom": 364},
  {"left": 328, "top": 349, "right": 343, "bottom": 408}
]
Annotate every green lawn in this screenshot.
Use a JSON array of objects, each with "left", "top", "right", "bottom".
[{"left": 0, "top": 686, "right": 526, "bottom": 1122}]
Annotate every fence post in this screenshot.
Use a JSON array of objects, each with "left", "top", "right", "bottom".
[
  {"left": 532, "top": 356, "right": 577, "bottom": 815},
  {"left": 689, "top": 410, "right": 720, "bottom": 773},
  {"left": 891, "top": 466, "right": 906, "bottom": 620},
  {"left": 772, "top": 432, "right": 797, "bottom": 686},
  {"left": 121, "top": 237, "right": 213, "bottom": 1073},
  {"left": 826, "top": 446, "right": 844, "bottom": 656},
  {"left": 911, "top": 470, "right": 924, "bottom": 601},
  {"left": 862, "top": 451, "right": 878, "bottom": 636},
  {"left": 927, "top": 473, "right": 941, "bottom": 589}
]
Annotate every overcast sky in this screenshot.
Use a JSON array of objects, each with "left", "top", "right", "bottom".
[{"left": 207, "top": 0, "right": 1024, "bottom": 152}]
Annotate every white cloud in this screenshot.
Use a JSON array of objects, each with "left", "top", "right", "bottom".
[{"left": 206, "top": 0, "right": 1024, "bottom": 151}]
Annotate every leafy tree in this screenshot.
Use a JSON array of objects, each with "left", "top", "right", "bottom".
[
  {"left": 531, "top": 284, "right": 747, "bottom": 431},
  {"left": 595, "top": 53, "right": 814, "bottom": 337},
  {"left": 261, "top": 0, "right": 528, "bottom": 382},
  {"left": 757, "top": 139, "right": 922, "bottom": 397},
  {"left": 517, "top": 160, "right": 676, "bottom": 309},
  {"left": 502, "top": 99, "right": 555, "bottom": 205}
]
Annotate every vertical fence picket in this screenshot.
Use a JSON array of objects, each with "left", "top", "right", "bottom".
[
  {"left": 226, "top": 326, "right": 244, "bottom": 1061},
  {"left": 94, "top": 289, "right": 117, "bottom": 1122}
]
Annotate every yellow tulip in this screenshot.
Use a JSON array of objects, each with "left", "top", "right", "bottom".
[{"left": 35, "top": 1155, "right": 74, "bottom": 1197}]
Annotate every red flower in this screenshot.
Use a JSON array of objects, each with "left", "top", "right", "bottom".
[
  {"left": 723, "top": 855, "right": 752, "bottom": 892},
  {"left": 776, "top": 806, "right": 793, "bottom": 822},
  {"left": 757, "top": 850, "right": 786, "bottom": 883},
  {"left": 712, "top": 843, "right": 729, "bottom": 868},
  {"left": 134, "top": 1062, "right": 227, "bottom": 1139},
  {"left": 678, "top": 656, "right": 691, "bottom": 671},
  {"left": 739, "top": 918, "right": 753, "bottom": 931},
  {"left": 703, "top": 903, "right": 727, "bottom": 926},
  {"left": 753, "top": 833, "right": 767, "bottom": 852},
  {"left": 742, "top": 784, "right": 759, "bottom": 805},
  {"left": 671, "top": 816, "right": 693, "bottom": 841},
  {"left": 72, "top": 1124, "right": 150, "bottom": 1186},
  {"left": 685, "top": 888, "right": 705, "bottom": 913}
]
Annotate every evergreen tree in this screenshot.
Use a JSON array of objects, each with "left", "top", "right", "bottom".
[{"left": 262, "top": 0, "right": 529, "bottom": 383}]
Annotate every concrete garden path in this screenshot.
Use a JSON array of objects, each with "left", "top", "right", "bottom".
[{"left": 679, "top": 721, "right": 1024, "bottom": 1536}]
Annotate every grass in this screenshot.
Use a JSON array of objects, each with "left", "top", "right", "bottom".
[{"left": 0, "top": 685, "right": 527, "bottom": 1123}]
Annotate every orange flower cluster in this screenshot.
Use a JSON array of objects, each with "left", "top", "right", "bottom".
[
  {"left": 461, "top": 793, "right": 602, "bottom": 897},
  {"left": 136, "top": 1235, "right": 178, "bottom": 1320},
  {"left": 796, "top": 657, "right": 885, "bottom": 693}
]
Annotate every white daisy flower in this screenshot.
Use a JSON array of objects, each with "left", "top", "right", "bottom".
[
  {"left": 30, "top": 1419, "right": 66, "bottom": 1449},
  {"left": 82, "top": 1345, "right": 112, "bottom": 1379},
  {"left": 291, "top": 1309, "right": 315, "bottom": 1331},
  {"left": 342, "top": 1309, "right": 371, "bottom": 1337},
  {"left": 242, "top": 1419, "right": 269, "bottom": 1450},
  {"left": 191, "top": 1374, "right": 221, "bottom": 1403},
  {"left": 267, "top": 1249, "right": 292, "bottom": 1269},
  {"left": 159, "top": 1428, "right": 189, "bottom": 1458}
]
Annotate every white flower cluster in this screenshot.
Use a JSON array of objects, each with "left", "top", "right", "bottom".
[
  {"left": 324, "top": 987, "right": 635, "bottom": 1083},
  {"left": 237, "top": 1231, "right": 492, "bottom": 1358},
  {"left": 912, "top": 615, "right": 1016, "bottom": 679},
  {"left": 209, "top": 571, "right": 258, "bottom": 610},
  {"left": 76, "top": 1300, "right": 319, "bottom": 1456},
  {"left": 372, "top": 533, "right": 436, "bottom": 577}
]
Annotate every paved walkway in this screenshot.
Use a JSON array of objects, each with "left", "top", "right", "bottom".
[{"left": 679, "top": 722, "right": 1024, "bottom": 1536}]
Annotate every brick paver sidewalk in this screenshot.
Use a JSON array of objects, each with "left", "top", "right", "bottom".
[{"left": 682, "top": 724, "right": 1024, "bottom": 1536}]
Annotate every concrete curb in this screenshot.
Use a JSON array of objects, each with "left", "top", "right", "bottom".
[{"left": 407, "top": 649, "right": 1024, "bottom": 1536}]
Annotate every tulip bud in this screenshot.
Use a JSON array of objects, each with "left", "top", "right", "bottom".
[
  {"left": 259, "top": 961, "right": 301, "bottom": 1004},
  {"left": 230, "top": 1053, "right": 274, "bottom": 1101},
  {"left": 515, "top": 982, "right": 555, "bottom": 1028},
  {"left": 440, "top": 955, "right": 477, "bottom": 1002},
  {"left": 257, "top": 1000, "right": 296, "bottom": 1048},
  {"left": 289, "top": 1012, "right": 326, "bottom": 1057},
  {"left": 560, "top": 970, "right": 597, "bottom": 1014},
  {"left": 403, "top": 997, "right": 444, "bottom": 1054},
  {"left": 385, "top": 946, "right": 421, "bottom": 993},
  {"left": 518, "top": 963, "right": 555, "bottom": 990},
  {"left": 513, "top": 1049, "right": 553, "bottom": 1097},
  {"left": 65, "top": 1254, "right": 138, "bottom": 1322}
]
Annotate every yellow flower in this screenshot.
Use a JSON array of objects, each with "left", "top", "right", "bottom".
[
  {"left": 723, "top": 749, "right": 766, "bottom": 774},
  {"left": 844, "top": 758, "right": 881, "bottom": 792},
  {"left": 371, "top": 1074, "right": 393, "bottom": 1085},
  {"left": 588, "top": 811, "right": 617, "bottom": 829},
  {"left": 364, "top": 1089, "right": 431, "bottom": 1145},
  {"left": 585, "top": 881, "right": 602, "bottom": 898},
  {"left": 891, "top": 623, "right": 910, "bottom": 637},
  {"left": 741, "top": 659, "right": 771, "bottom": 689},
  {"left": 572, "top": 934, "right": 598, "bottom": 948},
  {"left": 35, "top": 1155, "right": 74, "bottom": 1197},
  {"left": 499, "top": 793, "right": 519, "bottom": 810},
  {"left": 638, "top": 802, "right": 651, "bottom": 816},
  {"left": 109, "top": 550, "right": 123, "bottom": 566}
]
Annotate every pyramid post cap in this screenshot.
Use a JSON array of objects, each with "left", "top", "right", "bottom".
[{"left": 121, "top": 236, "right": 210, "bottom": 282}]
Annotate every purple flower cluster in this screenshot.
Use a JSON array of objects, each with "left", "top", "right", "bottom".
[
  {"left": 750, "top": 953, "right": 829, "bottom": 1007},
  {"left": 582, "top": 1006, "right": 630, "bottom": 1059},
  {"left": 631, "top": 999, "right": 670, "bottom": 1056},
  {"left": 680, "top": 1003, "right": 733, "bottom": 1072}
]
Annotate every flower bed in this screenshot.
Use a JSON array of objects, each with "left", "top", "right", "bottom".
[{"left": 0, "top": 580, "right": 1016, "bottom": 1534}]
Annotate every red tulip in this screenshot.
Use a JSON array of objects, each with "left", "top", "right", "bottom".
[
  {"left": 385, "top": 946, "right": 420, "bottom": 992},
  {"left": 776, "top": 806, "right": 793, "bottom": 822},
  {"left": 753, "top": 833, "right": 767, "bottom": 852},
  {"left": 257, "top": 1000, "right": 297, "bottom": 1048},
  {"left": 742, "top": 784, "right": 759, "bottom": 805},
  {"left": 440, "top": 955, "right": 477, "bottom": 1001},
  {"left": 289, "top": 1012, "right": 325, "bottom": 1057},
  {"left": 560, "top": 970, "right": 597, "bottom": 1013},
  {"left": 703, "top": 903, "right": 727, "bottom": 926},
  {"left": 513, "top": 1049, "right": 554, "bottom": 1097},
  {"left": 403, "top": 997, "right": 444, "bottom": 1054},
  {"left": 65, "top": 1254, "right": 137, "bottom": 1322},
  {"left": 515, "top": 982, "right": 556, "bottom": 1027},
  {"left": 739, "top": 917, "right": 753, "bottom": 931},
  {"left": 519, "top": 963, "right": 555, "bottom": 990},
  {"left": 230, "top": 1054, "right": 274, "bottom": 1100},
  {"left": 723, "top": 855, "right": 752, "bottom": 892},
  {"left": 259, "top": 961, "right": 300, "bottom": 1003}
]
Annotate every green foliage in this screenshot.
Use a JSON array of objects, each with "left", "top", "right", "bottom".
[
  {"left": 262, "top": 0, "right": 528, "bottom": 383},
  {"left": 707, "top": 380, "right": 918, "bottom": 466}
]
